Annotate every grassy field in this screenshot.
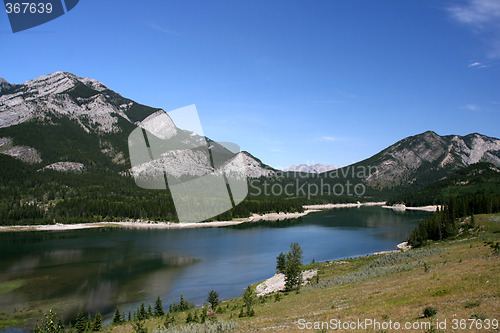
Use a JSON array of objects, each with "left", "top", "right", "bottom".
[{"left": 103, "top": 213, "right": 499, "bottom": 333}]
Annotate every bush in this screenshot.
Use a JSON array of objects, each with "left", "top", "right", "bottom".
[
  {"left": 153, "top": 320, "right": 238, "bottom": 333},
  {"left": 470, "top": 313, "right": 488, "bottom": 320},
  {"left": 464, "top": 300, "right": 481, "bottom": 309},
  {"left": 423, "top": 306, "right": 437, "bottom": 318},
  {"left": 304, "top": 248, "right": 442, "bottom": 291}
]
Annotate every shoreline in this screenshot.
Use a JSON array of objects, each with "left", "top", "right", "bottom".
[
  {"left": 382, "top": 204, "right": 443, "bottom": 212},
  {"left": 0, "top": 201, "right": 438, "bottom": 233}
]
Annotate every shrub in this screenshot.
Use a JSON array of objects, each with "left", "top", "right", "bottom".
[
  {"left": 464, "top": 300, "right": 481, "bottom": 309},
  {"left": 152, "top": 320, "right": 238, "bottom": 333},
  {"left": 470, "top": 313, "right": 488, "bottom": 320},
  {"left": 423, "top": 306, "right": 437, "bottom": 318}
]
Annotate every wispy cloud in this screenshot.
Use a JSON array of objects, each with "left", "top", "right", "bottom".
[
  {"left": 448, "top": 0, "right": 500, "bottom": 58},
  {"left": 147, "top": 23, "right": 179, "bottom": 36},
  {"left": 270, "top": 148, "right": 285, "bottom": 153},
  {"left": 462, "top": 104, "right": 481, "bottom": 111},
  {"left": 468, "top": 61, "right": 489, "bottom": 68},
  {"left": 319, "top": 136, "right": 346, "bottom": 142}
]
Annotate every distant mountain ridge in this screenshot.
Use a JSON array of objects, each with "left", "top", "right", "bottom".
[
  {"left": 340, "top": 131, "right": 500, "bottom": 189},
  {"left": 284, "top": 164, "right": 338, "bottom": 173}
]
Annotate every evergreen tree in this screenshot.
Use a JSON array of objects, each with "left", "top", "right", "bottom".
[
  {"left": 138, "top": 302, "right": 147, "bottom": 320},
  {"left": 192, "top": 310, "right": 199, "bottom": 323},
  {"left": 200, "top": 307, "right": 207, "bottom": 323},
  {"left": 242, "top": 286, "right": 255, "bottom": 315},
  {"left": 164, "top": 313, "right": 175, "bottom": 328},
  {"left": 179, "top": 294, "right": 190, "bottom": 311},
  {"left": 132, "top": 321, "right": 147, "bottom": 333},
  {"left": 33, "top": 309, "right": 64, "bottom": 333},
  {"left": 147, "top": 303, "right": 153, "bottom": 318},
  {"left": 276, "top": 252, "right": 286, "bottom": 273},
  {"left": 75, "top": 312, "right": 87, "bottom": 333},
  {"left": 154, "top": 296, "right": 165, "bottom": 316},
  {"left": 284, "top": 243, "right": 303, "bottom": 291},
  {"left": 207, "top": 290, "right": 219, "bottom": 311},
  {"left": 92, "top": 312, "right": 102, "bottom": 331},
  {"left": 112, "top": 308, "right": 122, "bottom": 324}
]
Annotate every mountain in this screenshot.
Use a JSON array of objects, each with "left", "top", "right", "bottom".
[
  {"left": 0, "top": 71, "right": 273, "bottom": 178},
  {"left": 387, "top": 162, "right": 500, "bottom": 206},
  {"left": 1, "top": 72, "right": 499, "bottom": 225},
  {"left": 330, "top": 131, "right": 500, "bottom": 189},
  {"left": 284, "top": 164, "right": 338, "bottom": 173}
]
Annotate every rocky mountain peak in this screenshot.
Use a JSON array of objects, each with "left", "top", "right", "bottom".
[
  {"left": 364, "top": 131, "right": 500, "bottom": 188},
  {"left": 0, "top": 71, "right": 137, "bottom": 133}
]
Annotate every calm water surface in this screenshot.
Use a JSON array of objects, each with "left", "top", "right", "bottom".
[{"left": 0, "top": 206, "right": 431, "bottom": 324}]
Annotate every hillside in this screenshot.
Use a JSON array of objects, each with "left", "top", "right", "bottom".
[
  {"left": 80, "top": 213, "right": 500, "bottom": 333},
  {"left": 323, "top": 131, "right": 500, "bottom": 191},
  {"left": 388, "top": 162, "right": 500, "bottom": 206}
]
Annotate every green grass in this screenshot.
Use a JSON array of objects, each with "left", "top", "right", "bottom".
[
  {"left": 0, "top": 280, "right": 26, "bottom": 296},
  {"left": 0, "top": 319, "right": 19, "bottom": 329}
]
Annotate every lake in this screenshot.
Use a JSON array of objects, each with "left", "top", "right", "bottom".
[{"left": 0, "top": 206, "right": 432, "bottom": 327}]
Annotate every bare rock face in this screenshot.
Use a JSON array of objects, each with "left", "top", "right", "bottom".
[
  {"left": 0, "top": 71, "right": 135, "bottom": 134},
  {"left": 39, "top": 162, "right": 85, "bottom": 173},
  {"left": 0, "top": 137, "right": 41, "bottom": 163},
  {"left": 364, "top": 131, "right": 500, "bottom": 187}
]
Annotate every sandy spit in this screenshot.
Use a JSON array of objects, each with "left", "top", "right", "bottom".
[
  {"left": 303, "top": 201, "right": 386, "bottom": 210},
  {"left": 0, "top": 201, "right": 392, "bottom": 233},
  {"left": 382, "top": 204, "right": 443, "bottom": 212}
]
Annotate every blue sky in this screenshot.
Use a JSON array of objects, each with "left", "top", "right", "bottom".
[{"left": 1, "top": 0, "right": 500, "bottom": 168}]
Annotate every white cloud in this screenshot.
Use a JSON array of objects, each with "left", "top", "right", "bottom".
[
  {"left": 448, "top": 0, "right": 500, "bottom": 58},
  {"left": 270, "top": 148, "right": 285, "bottom": 153},
  {"left": 462, "top": 104, "right": 481, "bottom": 111},
  {"left": 468, "top": 61, "right": 489, "bottom": 68},
  {"left": 319, "top": 136, "right": 346, "bottom": 142},
  {"left": 449, "top": 0, "right": 500, "bottom": 26}
]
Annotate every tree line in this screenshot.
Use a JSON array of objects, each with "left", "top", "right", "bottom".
[{"left": 408, "top": 194, "right": 500, "bottom": 247}]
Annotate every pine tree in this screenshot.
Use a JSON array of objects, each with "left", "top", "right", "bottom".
[
  {"left": 284, "top": 243, "right": 303, "bottom": 291},
  {"left": 75, "top": 311, "right": 87, "bottom": 333},
  {"left": 200, "top": 307, "right": 207, "bottom": 323},
  {"left": 207, "top": 290, "right": 219, "bottom": 311},
  {"left": 242, "top": 286, "right": 255, "bottom": 314},
  {"left": 138, "top": 302, "right": 146, "bottom": 320},
  {"left": 179, "top": 294, "right": 190, "bottom": 311},
  {"left": 276, "top": 252, "right": 286, "bottom": 273},
  {"left": 147, "top": 303, "right": 153, "bottom": 318},
  {"left": 112, "top": 308, "right": 122, "bottom": 324},
  {"left": 154, "top": 296, "right": 165, "bottom": 316},
  {"left": 192, "top": 310, "right": 199, "bottom": 323},
  {"left": 33, "top": 309, "right": 64, "bottom": 333},
  {"left": 164, "top": 313, "right": 175, "bottom": 328},
  {"left": 92, "top": 312, "right": 102, "bottom": 331}
]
